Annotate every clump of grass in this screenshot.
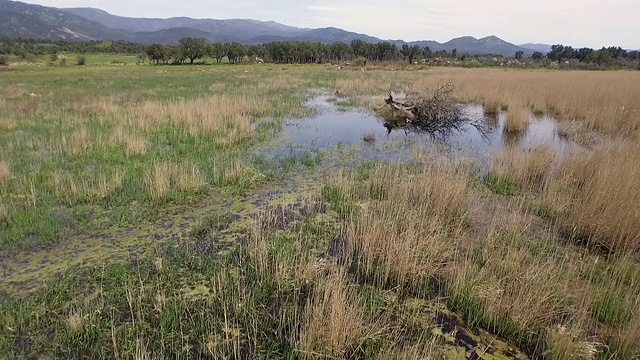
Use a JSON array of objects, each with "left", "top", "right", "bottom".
[
  {"left": 111, "top": 126, "right": 146, "bottom": 156},
  {"left": 546, "top": 141, "right": 640, "bottom": 252},
  {"left": 363, "top": 131, "right": 376, "bottom": 144},
  {"left": 615, "top": 313, "right": 640, "bottom": 358},
  {"left": 504, "top": 105, "right": 529, "bottom": 133},
  {"left": 191, "top": 212, "right": 234, "bottom": 241},
  {"left": 0, "top": 160, "right": 11, "bottom": 184},
  {"left": 145, "top": 162, "right": 173, "bottom": 200},
  {"left": 0, "top": 118, "right": 16, "bottom": 130},
  {"left": 297, "top": 272, "right": 384, "bottom": 358},
  {"left": 61, "top": 128, "right": 91, "bottom": 156},
  {"left": 490, "top": 146, "right": 556, "bottom": 192},
  {"left": 338, "top": 161, "right": 470, "bottom": 290},
  {"left": 51, "top": 169, "right": 124, "bottom": 203},
  {"left": 449, "top": 213, "right": 582, "bottom": 346},
  {"left": 483, "top": 97, "right": 501, "bottom": 116},
  {"left": 66, "top": 310, "right": 84, "bottom": 333},
  {"left": 485, "top": 170, "right": 519, "bottom": 196},
  {"left": 545, "top": 325, "right": 600, "bottom": 360}
]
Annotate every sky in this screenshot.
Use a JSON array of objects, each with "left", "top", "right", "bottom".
[{"left": 23, "top": 0, "right": 640, "bottom": 49}]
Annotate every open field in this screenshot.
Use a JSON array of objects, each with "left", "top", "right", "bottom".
[{"left": 1, "top": 63, "right": 639, "bottom": 359}]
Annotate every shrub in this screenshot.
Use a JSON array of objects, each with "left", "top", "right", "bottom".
[
  {"left": 0, "top": 55, "right": 9, "bottom": 66},
  {"left": 21, "top": 53, "right": 37, "bottom": 62},
  {"left": 76, "top": 55, "right": 86, "bottom": 66},
  {"left": 353, "top": 56, "right": 368, "bottom": 66}
]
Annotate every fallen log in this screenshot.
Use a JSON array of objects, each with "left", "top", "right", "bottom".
[{"left": 383, "top": 80, "right": 465, "bottom": 129}]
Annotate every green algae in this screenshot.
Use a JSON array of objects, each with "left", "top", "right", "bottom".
[
  {"left": 0, "top": 178, "right": 329, "bottom": 294},
  {"left": 400, "top": 297, "right": 529, "bottom": 360}
]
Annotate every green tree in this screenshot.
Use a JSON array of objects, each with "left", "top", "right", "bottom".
[
  {"left": 547, "top": 44, "right": 574, "bottom": 62},
  {"left": 575, "top": 47, "right": 594, "bottom": 62},
  {"left": 210, "top": 43, "right": 227, "bottom": 63},
  {"left": 146, "top": 44, "right": 168, "bottom": 64},
  {"left": 171, "top": 46, "right": 187, "bottom": 65},
  {"left": 179, "top": 37, "right": 207, "bottom": 64},
  {"left": 401, "top": 44, "right": 422, "bottom": 64},
  {"left": 531, "top": 51, "right": 544, "bottom": 60},
  {"left": 136, "top": 52, "right": 148, "bottom": 64},
  {"left": 350, "top": 39, "right": 368, "bottom": 58},
  {"left": 226, "top": 42, "right": 246, "bottom": 64},
  {"left": 515, "top": 50, "right": 524, "bottom": 60},
  {"left": 421, "top": 46, "right": 433, "bottom": 59}
]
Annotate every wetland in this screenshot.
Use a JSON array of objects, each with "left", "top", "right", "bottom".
[{"left": 1, "top": 63, "right": 639, "bottom": 359}]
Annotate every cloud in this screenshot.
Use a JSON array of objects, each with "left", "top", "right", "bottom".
[
  {"left": 306, "top": 5, "right": 339, "bottom": 13},
  {"left": 21, "top": 0, "right": 640, "bottom": 48}
]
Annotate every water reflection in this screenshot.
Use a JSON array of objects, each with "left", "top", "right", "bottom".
[{"left": 255, "top": 94, "right": 568, "bottom": 167}]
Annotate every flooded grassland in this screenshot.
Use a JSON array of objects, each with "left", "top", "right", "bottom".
[{"left": 1, "top": 64, "right": 639, "bottom": 359}]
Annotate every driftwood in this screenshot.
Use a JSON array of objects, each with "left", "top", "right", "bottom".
[
  {"left": 383, "top": 80, "right": 469, "bottom": 137},
  {"left": 380, "top": 80, "right": 491, "bottom": 141}
]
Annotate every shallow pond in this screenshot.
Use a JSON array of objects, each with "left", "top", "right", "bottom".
[{"left": 256, "top": 93, "right": 568, "bottom": 168}]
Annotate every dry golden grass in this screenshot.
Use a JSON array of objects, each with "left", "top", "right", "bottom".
[
  {"left": 52, "top": 170, "right": 124, "bottom": 202},
  {"left": 546, "top": 325, "right": 600, "bottom": 360},
  {"left": 95, "top": 171, "right": 124, "bottom": 200},
  {"left": 0, "top": 118, "right": 16, "bottom": 130},
  {"left": 135, "top": 95, "right": 267, "bottom": 134},
  {"left": 504, "top": 105, "right": 529, "bottom": 133},
  {"left": 490, "top": 145, "right": 557, "bottom": 191},
  {"left": 66, "top": 310, "right": 84, "bottom": 333},
  {"left": 0, "top": 160, "right": 11, "bottom": 184},
  {"left": 177, "top": 164, "right": 206, "bottom": 192},
  {"left": 297, "top": 272, "right": 383, "bottom": 359},
  {"left": 335, "top": 78, "right": 394, "bottom": 96},
  {"left": 450, "top": 212, "right": 584, "bottom": 333},
  {"left": 218, "top": 159, "right": 261, "bottom": 185},
  {"left": 617, "top": 313, "right": 640, "bottom": 358},
  {"left": 68, "top": 97, "right": 120, "bottom": 117},
  {"left": 146, "top": 162, "right": 172, "bottom": 200},
  {"left": 110, "top": 125, "right": 146, "bottom": 156},
  {"left": 482, "top": 97, "right": 501, "bottom": 116},
  {"left": 406, "top": 68, "right": 640, "bottom": 136},
  {"left": 546, "top": 140, "right": 640, "bottom": 252},
  {"left": 334, "top": 161, "right": 470, "bottom": 290},
  {"left": 61, "top": 128, "right": 90, "bottom": 156},
  {"left": 145, "top": 162, "right": 207, "bottom": 200}
]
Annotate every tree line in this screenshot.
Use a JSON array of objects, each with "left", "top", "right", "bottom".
[
  {"left": 1, "top": 36, "right": 638, "bottom": 69},
  {"left": 538, "top": 44, "right": 640, "bottom": 67}
]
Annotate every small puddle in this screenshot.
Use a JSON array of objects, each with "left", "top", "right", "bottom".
[{"left": 256, "top": 93, "right": 569, "bottom": 168}]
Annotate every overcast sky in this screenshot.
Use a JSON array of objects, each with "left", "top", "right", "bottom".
[{"left": 24, "top": 0, "right": 640, "bottom": 49}]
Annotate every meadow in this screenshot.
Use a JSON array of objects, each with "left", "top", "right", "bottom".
[{"left": 1, "top": 58, "right": 639, "bottom": 359}]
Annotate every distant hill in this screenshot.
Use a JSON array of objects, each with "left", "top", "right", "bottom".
[
  {"left": 519, "top": 43, "right": 552, "bottom": 54},
  {"left": 440, "top": 36, "right": 533, "bottom": 56},
  {"left": 0, "top": 0, "right": 132, "bottom": 41},
  {"left": 62, "top": 7, "right": 309, "bottom": 38},
  {"left": 1, "top": 0, "right": 539, "bottom": 57}
]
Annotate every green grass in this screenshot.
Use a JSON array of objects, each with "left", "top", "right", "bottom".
[
  {"left": 0, "top": 64, "right": 339, "bottom": 250},
  {"left": 485, "top": 171, "right": 519, "bottom": 196}
]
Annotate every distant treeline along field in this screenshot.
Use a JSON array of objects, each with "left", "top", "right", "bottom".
[{"left": 1, "top": 37, "right": 639, "bottom": 69}]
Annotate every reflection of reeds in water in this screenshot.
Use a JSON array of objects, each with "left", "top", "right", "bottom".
[
  {"left": 505, "top": 106, "right": 529, "bottom": 133},
  {"left": 362, "top": 132, "right": 376, "bottom": 143},
  {"left": 502, "top": 106, "right": 529, "bottom": 147},
  {"left": 483, "top": 98, "right": 501, "bottom": 116},
  {"left": 483, "top": 112, "right": 499, "bottom": 130},
  {"left": 503, "top": 126, "right": 525, "bottom": 147}
]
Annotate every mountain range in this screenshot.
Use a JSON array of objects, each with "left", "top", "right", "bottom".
[{"left": 0, "top": 0, "right": 550, "bottom": 57}]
